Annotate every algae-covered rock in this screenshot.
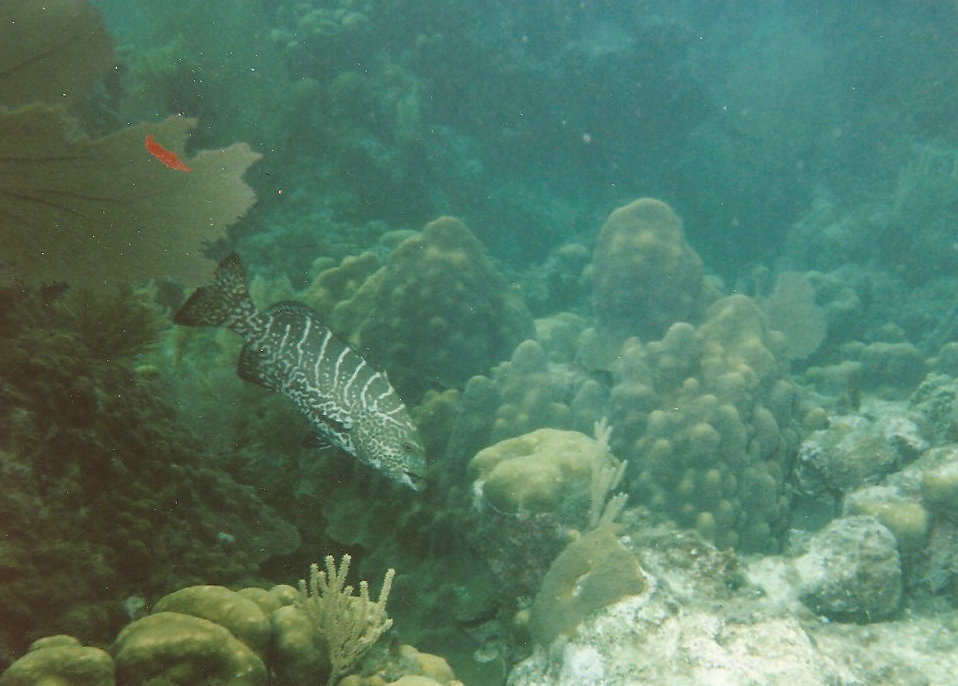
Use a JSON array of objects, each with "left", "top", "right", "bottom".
[
  {"left": 152, "top": 585, "right": 271, "bottom": 658},
  {"left": 0, "top": 635, "right": 113, "bottom": 686},
  {"left": 843, "top": 486, "right": 930, "bottom": 553},
  {"left": 530, "top": 527, "right": 650, "bottom": 645},
  {"left": 796, "top": 415, "right": 902, "bottom": 497},
  {"left": 592, "top": 197, "right": 705, "bottom": 341},
  {"left": 794, "top": 515, "right": 902, "bottom": 622},
  {"left": 111, "top": 612, "right": 267, "bottom": 686},
  {"left": 920, "top": 446, "right": 958, "bottom": 515},
  {"left": 860, "top": 341, "right": 927, "bottom": 398},
  {"left": 796, "top": 410, "right": 928, "bottom": 502},
  {"left": 910, "top": 373, "right": 958, "bottom": 443}
]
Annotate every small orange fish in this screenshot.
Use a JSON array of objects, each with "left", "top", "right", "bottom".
[{"left": 145, "top": 135, "right": 191, "bottom": 172}]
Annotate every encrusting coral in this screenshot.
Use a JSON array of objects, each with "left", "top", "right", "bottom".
[{"left": 0, "top": 0, "right": 261, "bottom": 290}]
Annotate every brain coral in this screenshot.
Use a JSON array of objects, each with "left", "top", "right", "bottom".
[
  {"left": 469, "top": 427, "right": 618, "bottom": 518},
  {"left": 327, "top": 216, "right": 534, "bottom": 401},
  {"left": 592, "top": 197, "right": 705, "bottom": 341}
]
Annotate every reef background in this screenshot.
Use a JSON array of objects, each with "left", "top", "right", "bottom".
[{"left": 5, "top": 1, "right": 958, "bottom": 684}]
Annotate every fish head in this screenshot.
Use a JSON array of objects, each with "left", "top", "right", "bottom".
[{"left": 354, "top": 409, "right": 427, "bottom": 490}]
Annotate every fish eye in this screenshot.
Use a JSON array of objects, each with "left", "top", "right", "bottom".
[{"left": 403, "top": 441, "right": 417, "bottom": 453}]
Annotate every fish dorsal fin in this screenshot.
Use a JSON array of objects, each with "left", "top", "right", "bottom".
[{"left": 264, "top": 300, "right": 319, "bottom": 320}]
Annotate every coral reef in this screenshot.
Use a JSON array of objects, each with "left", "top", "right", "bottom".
[
  {"left": 326, "top": 215, "right": 534, "bottom": 401},
  {"left": 609, "top": 295, "right": 807, "bottom": 550},
  {"left": 444, "top": 228, "right": 810, "bottom": 552},
  {"left": 469, "top": 428, "right": 607, "bottom": 517},
  {"left": 0, "top": 290, "right": 298, "bottom": 667},
  {"left": 1, "top": 572, "right": 465, "bottom": 686},
  {"left": 484, "top": 338, "right": 594, "bottom": 443},
  {"left": 11, "top": 0, "right": 958, "bottom": 682},
  {"left": 591, "top": 198, "right": 706, "bottom": 342}
]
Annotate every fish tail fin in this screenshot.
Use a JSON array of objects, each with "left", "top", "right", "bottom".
[{"left": 174, "top": 253, "right": 257, "bottom": 334}]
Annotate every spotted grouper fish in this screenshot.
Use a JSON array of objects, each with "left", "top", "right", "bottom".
[{"left": 174, "top": 253, "right": 427, "bottom": 490}]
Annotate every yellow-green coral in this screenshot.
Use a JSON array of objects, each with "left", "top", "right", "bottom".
[
  {"left": 153, "top": 586, "right": 272, "bottom": 659},
  {"left": 489, "top": 340, "right": 577, "bottom": 442},
  {"left": 325, "top": 215, "right": 534, "bottom": 401},
  {"left": 303, "top": 252, "right": 382, "bottom": 320},
  {"left": 612, "top": 296, "right": 799, "bottom": 550},
  {"left": 470, "top": 427, "right": 616, "bottom": 517},
  {"left": 270, "top": 604, "right": 329, "bottom": 686},
  {"left": 592, "top": 197, "right": 706, "bottom": 341},
  {"left": 111, "top": 612, "right": 268, "bottom": 686},
  {"left": 0, "top": 635, "right": 113, "bottom": 686}
]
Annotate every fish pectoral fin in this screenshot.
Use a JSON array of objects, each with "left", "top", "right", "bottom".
[
  {"left": 302, "top": 432, "right": 335, "bottom": 451},
  {"left": 306, "top": 411, "right": 354, "bottom": 453}
]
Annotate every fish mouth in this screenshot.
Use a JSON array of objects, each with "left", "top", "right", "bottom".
[{"left": 401, "top": 471, "right": 425, "bottom": 491}]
